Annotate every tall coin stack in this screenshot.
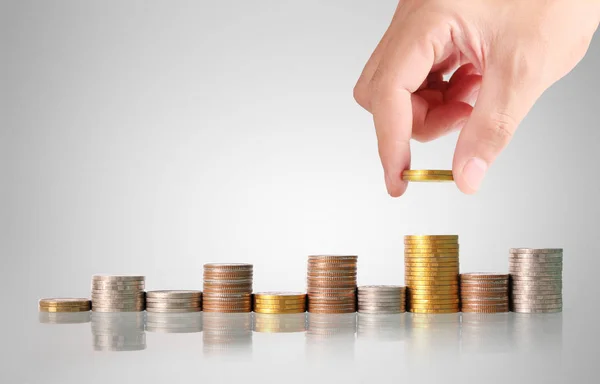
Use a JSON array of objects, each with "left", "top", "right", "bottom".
[
  {"left": 460, "top": 273, "right": 510, "bottom": 313},
  {"left": 404, "top": 235, "right": 460, "bottom": 314},
  {"left": 307, "top": 255, "right": 357, "bottom": 314},
  {"left": 253, "top": 292, "right": 306, "bottom": 314},
  {"left": 203, "top": 263, "right": 253, "bottom": 313},
  {"left": 146, "top": 290, "right": 202, "bottom": 313},
  {"left": 91, "top": 275, "right": 146, "bottom": 312},
  {"left": 357, "top": 285, "right": 406, "bottom": 314},
  {"left": 509, "top": 248, "right": 563, "bottom": 313}
]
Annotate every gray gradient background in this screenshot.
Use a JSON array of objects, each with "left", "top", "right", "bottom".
[{"left": 1, "top": 0, "right": 599, "bottom": 383}]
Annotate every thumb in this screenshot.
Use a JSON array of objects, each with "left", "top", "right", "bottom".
[{"left": 452, "top": 62, "right": 544, "bottom": 194}]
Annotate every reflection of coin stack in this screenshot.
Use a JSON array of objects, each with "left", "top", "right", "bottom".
[
  {"left": 307, "top": 255, "right": 357, "bottom": 313},
  {"left": 511, "top": 313, "right": 563, "bottom": 353},
  {"left": 253, "top": 292, "right": 306, "bottom": 314},
  {"left": 509, "top": 248, "right": 563, "bottom": 313},
  {"left": 91, "top": 312, "right": 146, "bottom": 352},
  {"left": 306, "top": 313, "right": 357, "bottom": 341},
  {"left": 38, "top": 298, "right": 91, "bottom": 313},
  {"left": 253, "top": 313, "right": 307, "bottom": 333},
  {"left": 202, "top": 313, "right": 253, "bottom": 355},
  {"left": 91, "top": 275, "right": 146, "bottom": 312},
  {"left": 39, "top": 311, "right": 91, "bottom": 324},
  {"left": 460, "top": 273, "right": 509, "bottom": 313},
  {"left": 146, "top": 290, "right": 202, "bottom": 313},
  {"left": 408, "top": 313, "right": 461, "bottom": 354},
  {"left": 203, "top": 264, "right": 253, "bottom": 313},
  {"left": 357, "top": 286, "right": 406, "bottom": 314},
  {"left": 146, "top": 312, "right": 203, "bottom": 333},
  {"left": 357, "top": 313, "right": 406, "bottom": 341},
  {"left": 404, "top": 235, "right": 460, "bottom": 314},
  {"left": 460, "top": 313, "right": 510, "bottom": 354}
]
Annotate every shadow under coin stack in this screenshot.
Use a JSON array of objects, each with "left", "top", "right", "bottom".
[
  {"left": 203, "top": 263, "right": 253, "bottom": 313},
  {"left": 146, "top": 290, "right": 202, "bottom": 313},
  {"left": 509, "top": 248, "right": 563, "bottom": 313},
  {"left": 404, "top": 235, "right": 460, "bottom": 314},
  {"left": 357, "top": 285, "right": 406, "bottom": 314},
  {"left": 460, "top": 273, "right": 510, "bottom": 313},
  {"left": 253, "top": 292, "right": 306, "bottom": 314},
  {"left": 307, "top": 255, "right": 357, "bottom": 314},
  {"left": 91, "top": 275, "right": 146, "bottom": 312},
  {"left": 38, "top": 298, "right": 91, "bottom": 313}
]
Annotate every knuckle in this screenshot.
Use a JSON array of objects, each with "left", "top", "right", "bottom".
[{"left": 484, "top": 110, "right": 516, "bottom": 147}]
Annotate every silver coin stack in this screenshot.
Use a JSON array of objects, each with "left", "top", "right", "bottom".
[
  {"left": 146, "top": 290, "right": 202, "bottom": 313},
  {"left": 146, "top": 312, "right": 203, "bottom": 333},
  {"left": 509, "top": 248, "right": 563, "bottom": 313},
  {"left": 91, "top": 275, "right": 146, "bottom": 312},
  {"left": 202, "top": 263, "right": 253, "bottom": 313},
  {"left": 91, "top": 312, "right": 146, "bottom": 351},
  {"left": 357, "top": 285, "right": 406, "bottom": 314}
]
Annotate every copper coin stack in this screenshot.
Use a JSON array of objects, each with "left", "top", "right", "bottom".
[
  {"left": 307, "top": 255, "right": 357, "bottom": 313},
  {"left": 404, "top": 235, "right": 460, "bottom": 314},
  {"left": 460, "top": 273, "right": 510, "bottom": 313},
  {"left": 202, "top": 263, "right": 253, "bottom": 313}
]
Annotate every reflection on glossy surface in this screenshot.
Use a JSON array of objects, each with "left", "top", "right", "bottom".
[
  {"left": 91, "top": 312, "right": 146, "bottom": 352},
  {"left": 38, "top": 311, "right": 91, "bottom": 324},
  {"left": 253, "top": 313, "right": 307, "bottom": 333},
  {"left": 202, "top": 313, "right": 252, "bottom": 356},
  {"left": 460, "top": 313, "right": 511, "bottom": 354},
  {"left": 145, "top": 312, "right": 203, "bottom": 333},
  {"left": 306, "top": 313, "right": 357, "bottom": 361},
  {"left": 357, "top": 313, "right": 406, "bottom": 341},
  {"left": 511, "top": 312, "right": 563, "bottom": 352}
]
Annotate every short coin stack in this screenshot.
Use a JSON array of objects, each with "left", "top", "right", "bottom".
[
  {"left": 253, "top": 292, "right": 306, "bottom": 314},
  {"left": 509, "top": 248, "right": 563, "bottom": 313},
  {"left": 404, "top": 235, "right": 460, "bottom": 314},
  {"left": 203, "top": 263, "right": 253, "bottom": 313},
  {"left": 91, "top": 275, "right": 146, "bottom": 312},
  {"left": 460, "top": 273, "right": 510, "bottom": 313},
  {"left": 307, "top": 255, "right": 357, "bottom": 313},
  {"left": 38, "top": 298, "right": 91, "bottom": 312},
  {"left": 357, "top": 285, "right": 406, "bottom": 314},
  {"left": 146, "top": 290, "right": 202, "bottom": 313}
]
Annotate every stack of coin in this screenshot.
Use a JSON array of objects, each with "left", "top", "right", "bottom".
[
  {"left": 357, "top": 285, "right": 406, "bottom": 314},
  {"left": 146, "top": 312, "right": 203, "bottom": 333},
  {"left": 38, "top": 298, "right": 91, "bottom": 312},
  {"left": 253, "top": 313, "right": 307, "bottom": 333},
  {"left": 203, "top": 263, "right": 253, "bottom": 312},
  {"left": 253, "top": 292, "right": 306, "bottom": 314},
  {"left": 307, "top": 255, "right": 357, "bottom": 313},
  {"left": 509, "top": 248, "right": 563, "bottom": 313},
  {"left": 404, "top": 235, "right": 460, "bottom": 314},
  {"left": 91, "top": 312, "right": 146, "bottom": 351},
  {"left": 39, "top": 312, "right": 91, "bottom": 324},
  {"left": 91, "top": 275, "right": 146, "bottom": 312},
  {"left": 202, "top": 313, "right": 253, "bottom": 355},
  {"left": 146, "top": 290, "right": 202, "bottom": 313},
  {"left": 460, "top": 273, "right": 510, "bottom": 313},
  {"left": 401, "top": 169, "right": 454, "bottom": 182}
]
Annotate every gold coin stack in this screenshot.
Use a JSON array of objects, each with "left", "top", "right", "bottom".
[
  {"left": 253, "top": 313, "right": 307, "bottom": 333},
  {"left": 460, "top": 273, "right": 510, "bottom": 313},
  {"left": 401, "top": 170, "right": 454, "bottom": 182},
  {"left": 307, "top": 255, "right": 357, "bottom": 314},
  {"left": 404, "top": 235, "right": 460, "bottom": 314},
  {"left": 202, "top": 263, "right": 253, "bottom": 313},
  {"left": 38, "top": 298, "right": 91, "bottom": 312},
  {"left": 253, "top": 292, "right": 306, "bottom": 314}
]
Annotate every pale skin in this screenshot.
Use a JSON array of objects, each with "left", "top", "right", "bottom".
[{"left": 354, "top": 0, "right": 600, "bottom": 196}]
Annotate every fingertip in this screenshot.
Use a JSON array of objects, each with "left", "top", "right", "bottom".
[{"left": 453, "top": 156, "right": 488, "bottom": 194}]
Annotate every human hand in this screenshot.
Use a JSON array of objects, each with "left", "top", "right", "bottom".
[{"left": 354, "top": 0, "right": 600, "bottom": 196}]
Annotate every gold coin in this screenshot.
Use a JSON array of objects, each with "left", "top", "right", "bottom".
[
  {"left": 405, "top": 268, "right": 458, "bottom": 275},
  {"left": 410, "top": 303, "right": 460, "bottom": 310},
  {"left": 254, "top": 308, "right": 306, "bottom": 314},
  {"left": 406, "top": 281, "right": 459, "bottom": 287},
  {"left": 405, "top": 242, "right": 459, "bottom": 248},
  {"left": 39, "top": 307, "right": 90, "bottom": 313},
  {"left": 405, "top": 261, "right": 460, "bottom": 267},
  {"left": 406, "top": 274, "right": 458, "bottom": 280},
  {"left": 254, "top": 304, "right": 306, "bottom": 310},
  {"left": 404, "top": 251, "right": 459, "bottom": 256},
  {"left": 409, "top": 294, "right": 459, "bottom": 300},
  {"left": 402, "top": 175, "right": 453, "bottom": 182},
  {"left": 402, "top": 170, "right": 453, "bottom": 176},
  {"left": 405, "top": 235, "right": 458, "bottom": 240},
  {"left": 409, "top": 298, "right": 460, "bottom": 304},
  {"left": 254, "top": 299, "right": 306, "bottom": 305},
  {"left": 404, "top": 239, "right": 458, "bottom": 245},
  {"left": 410, "top": 308, "right": 459, "bottom": 314}
]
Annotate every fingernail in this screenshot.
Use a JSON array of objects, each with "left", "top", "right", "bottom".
[{"left": 461, "top": 157, "right": 487, "bottom": 192}]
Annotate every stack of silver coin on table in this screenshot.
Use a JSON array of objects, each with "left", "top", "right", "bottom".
[
  {"left": 509, "top": 248, "right": 563, "bottom": 313},
  {"left": 146, "top": 290, "right": 202, "bottom": 313},
  {"left": 146, "top": 312, "right": 203, "bottom": 333},
  {"left": 91, "top": 312, "right": 146, "bottom": 351},
  {"left": 91, "top": 275, "right": 146, "bottom": 312},
  {"left": 357, "top": 285, "right": 406, "bottom": 314}
]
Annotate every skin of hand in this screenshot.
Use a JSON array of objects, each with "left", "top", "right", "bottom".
[{"left": 354, "top": 0, "right": 600, "bottom": 197}]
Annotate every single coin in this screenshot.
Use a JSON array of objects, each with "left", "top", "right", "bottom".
[
  {"left": 409, "top": 299, "right": 460, "bottom": 305},
  {"left": 405, "top": 235, "right": 458, "bottom": 240},
  {"left": 405, "top": 263, "right": 460, "bottom": 269},
  {"left": 406, "top": 267, "right": 459, "bottom": 273},
  {"left": 254, "top": 308, "right": 306, "bottom": 314},
  {"left": 402, "top": 170, "right": 453, "bottom": 176},
  {"left": 39, "top": 298, "right": 91, "bottom": 306},
  {"left": 509, "top": 248, "right": 563, "bottom": 254},
  {"left": 406, "top": 275, "right": 459, "bottom": 282},
  {"left": 410, "top": 308, "right": 459, "bottom": 314},
  {"left": 405, "top": 247, "right": 459, "bottom": 253},
  {"left": 404, "top": 253, "right": 459, "bottom": 258},
  {"left": 511, "top": 294, "right": 562, "bottom": 300},
  {"left": 146, "top": 307, "right": 201, "bottom": 313},
  {"left": 406, "top": 242, "right": 458, "bottom": 249},
  {"left": 92, "top": 275, "right": 145, "bottom": 281},
  {"left": 204, "top": 263, "right": 253, "bottom": 268},
  {"left": 410, "top": 302, "right": 460, "bottom": 309},
  {"left": 460, "top": 273, "right": 510, "bottom": 280},
  {"left": 512, "top": 308, "right": 562, "bottom": 313},
  {"left": 308, "top": 255, "right": 358, "bottom": 260},
  {"left": 404, "top": 238, "right": 458, "bottom": 244},
  {"left": 146, "top": 290, "right": 202, "bottom": 298},
  {"left": 405, "top": 270, "right": 459, "bottom": 276},
  {"left": 358, "top": 285, "right": 405, "bottom": 291}
]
